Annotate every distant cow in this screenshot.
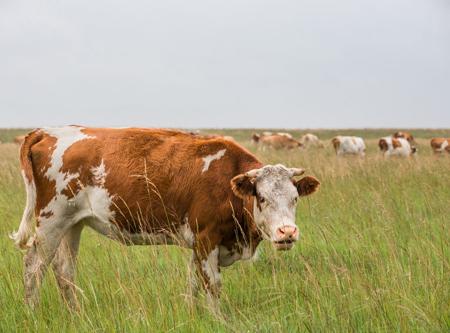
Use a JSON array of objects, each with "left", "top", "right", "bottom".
[
  {"left": 14, "top": 135, "right": 26, "bottom": 145},
  {"left": 190, "top": 132, "right": 235, "bottom": 142},
  {"left": 378, "top": 136, "right": 417, "bottom": 157},
  {"left": 252, "top": 132, "right": 293, "bottom": 144},
  {"left": 331, "top": 136, "right": 366, "bottom": 156},
  {"left": 299, "top": 133, "right": 324, "bottom": 148},
  {"left": 393, "top": 131, "right": 415, "bottom": 144},
  {"left": 254, "top": 133, "right": 302, "bottom": 150},
  {"left": 430, "top": 138, "right": 450, "bottom": 154},
  {"left": 11, "top": 126, "right": 320, "bottom": 310}
]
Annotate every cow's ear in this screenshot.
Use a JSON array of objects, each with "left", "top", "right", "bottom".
[
  {"left": 294, "top": 176, "right": 320, "bottom": 197},
  {"left": 231, "top": 174, "right": 256, "bottom": 199}
]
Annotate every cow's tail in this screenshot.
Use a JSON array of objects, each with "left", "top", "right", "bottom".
[{"left": 10, "top": 130, "right": 43, "bottom": 249}]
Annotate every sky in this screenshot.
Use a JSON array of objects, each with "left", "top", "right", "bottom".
[{"left": 0, "top": 0, "right": 449, "bottom": 129}]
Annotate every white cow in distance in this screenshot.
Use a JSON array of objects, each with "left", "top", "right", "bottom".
[
  {"left": 299, "top": 133, "right": 324, "bottom": 148},
  {"left": 331, "top": 136, "right": 366, "bottom": 156},
  {"left": 378, "top": 136, "right": 417, "bottom": 157}
]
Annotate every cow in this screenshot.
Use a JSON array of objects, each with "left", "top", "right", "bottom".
[
  {"left": 11, "top": 126, "right": 320, "bottom": 311},
  {"left": 393, "top": 131, "right": 415, "bottom": 144},
  {"left": 299, "top": 133, "right": 324, "bottom": 148},
  {"left": 430, "top": 138, "right": 450, "bottom": 154},
  {"left": 252, "top": 133, "right": 302, "bottom": 150},
  {"left": 251, "top": 132, "right": 293, "bottom": 144},
  {"left": 378, "top": 136, "right": 417, "bottom": 157},
  {"left": 14, "top": 135, "right": 26, "bottom": 145},
  {"left": 189, "top": 131, "right": 235, "bottom": 142},
  {"left": 331, "top": 136, "right": 366, "bottom": 156}
]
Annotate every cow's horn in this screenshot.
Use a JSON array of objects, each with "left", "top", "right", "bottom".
[
  {"left": 245, "top": 169, "right": 260, "bottom": 178},
  {"left": 289, "top": 168, "right": 305, "bottom": 176}
]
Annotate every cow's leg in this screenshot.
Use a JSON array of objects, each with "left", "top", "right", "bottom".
[
  {"left": 23, "top": 220, "right": 69, "bottom": 307},
  {"left": 187, "top": 253, "right": 200, "bottom": 297},
  {"left": 193, "top": 238, "right": 221, "bottom": 311},
  {"left": 52, "top": 223, "right": 83, "bottom": 310},
  {"left": 185, "top": 253, "right": 200, "bottom": 310}
]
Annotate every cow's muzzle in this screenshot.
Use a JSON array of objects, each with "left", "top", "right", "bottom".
[{"left": 273, "top": 225, "right": 299, "bottom": 251}]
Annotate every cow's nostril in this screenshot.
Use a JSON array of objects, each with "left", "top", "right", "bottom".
[{"left": 276, "top": 226, "right": 298, "bottom": 239}]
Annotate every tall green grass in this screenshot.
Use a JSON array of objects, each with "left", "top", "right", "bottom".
[{"left": 0, "top": 130, "right": 449, "bottom": 332}]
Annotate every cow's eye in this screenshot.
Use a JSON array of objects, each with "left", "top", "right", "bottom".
[
  {"left": 293, "top": 197, "right": 298, "bottom": 204},
  {"left": 259, "top": 197, "right": 265, "bottom": 204}
]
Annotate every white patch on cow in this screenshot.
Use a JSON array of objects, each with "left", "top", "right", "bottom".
[
  {"left": 438, "top": 140, "right": 448, "bottom": 152},
  {"left": 201, "top": 247, "right": 220, "bottom": 285},
  {"left": 39, "top": 182, "right": 115, "bottom": 226},
  {"left": 201, "top": 149, "right": 226, "bottom": 173},
  {"left": 218, "top": 245, "right": 240, "bottom": 267},
  {"left": 91, "top": 159, "right": 106, "bottom": 186},
  {"left": 39, "top": 157, "right": 115, "bottom": 245},
  {"left": 218, "top": 243, "right": 255, "bottom": 267},
  {"left": 178, "top": 223, "right": 195, "bottom": 248},
  {"left": 42, "top": 126, "right": 95, "bottom": 194}
]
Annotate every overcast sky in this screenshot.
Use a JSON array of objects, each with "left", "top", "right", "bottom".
[{"left": 1, "top": 0, "right": 449, "bottom": 128}]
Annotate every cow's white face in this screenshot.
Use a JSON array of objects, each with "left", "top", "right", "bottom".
[{"left": 231, "top": 164, "right": 320, "bottom": 251}]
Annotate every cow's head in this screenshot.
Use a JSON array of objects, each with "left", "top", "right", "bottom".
[{"left": 231, "top": 164, "right": 320, "bottom": 250}]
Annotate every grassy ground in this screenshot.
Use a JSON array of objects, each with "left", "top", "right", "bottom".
[{"left": 0, "top": 129, "right": 449, "bottom": 332}]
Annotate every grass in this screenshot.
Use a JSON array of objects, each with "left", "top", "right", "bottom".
[{"left": 0, "top": 129, "right": 449, "bottom": 332}]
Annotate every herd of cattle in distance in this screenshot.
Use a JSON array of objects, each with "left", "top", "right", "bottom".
[
  {"left": 250, "top": 131, "right": 450, "bottom": 156},
  {"left": 10, "top": 132, "right": 450, "bottom": 156}
]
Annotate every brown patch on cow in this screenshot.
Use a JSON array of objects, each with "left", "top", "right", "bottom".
[
  {"left": 392, "top": 138, "right": 401, "bottom": 149},
  {"left": 393, "top": 131, "right": 414, "bottom": 143},
  {"left": 378, "top": 139, "right": 388, "bottom": 152},
  {"left": 231, "top": 174, "right": 255, "bottom": 199},
  {"left": 20, "top": 132, "right": 58, "bottom": 222},
  {"left": 294, "top": 176, "right": 320, "bottom": 197}
]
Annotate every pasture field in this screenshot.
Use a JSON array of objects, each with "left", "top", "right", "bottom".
[{"left": 0, "top": 128, "right": 449, "bottom": 332}]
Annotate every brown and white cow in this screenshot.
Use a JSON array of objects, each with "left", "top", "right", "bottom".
[
  {"left": 378, "top": 136, "right": 417, "bottom": 157},
  {"left": 252, "top": 133, "right": 302, "bottom": 150},
  {"left": 393, "top": 131, "right": 415, "bottom": 144},
  {"left": 331, "top": 136, "right": 366, "bottom": 156},
  {"left": 430, "top": 138, "right": 450, "bottom": 154},
  {"left": 11, "top": 126, "right": 320, "bottom": 310},
  {"left": 299, "top": 133, "right": 324, "bottom": 148}
]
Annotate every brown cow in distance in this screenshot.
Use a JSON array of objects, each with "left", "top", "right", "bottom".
[
  {"left": 393, "top": 131, "right": 415, "bottom": 144},
  {"left": 11, "top": 126, "right": 320, "bottom": 311},
  {"left": 252, "top": 132, "right": 302, "bottom": 150},
  {"left": 430, "top": 138, "right": 450, "bottom": 154},
  {"left": 14, "top": 135, "right": 26, "bottom": 145}
]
